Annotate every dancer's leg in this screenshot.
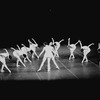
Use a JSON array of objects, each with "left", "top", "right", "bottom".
[
  {"left": 16, "top": 59, "right": 20, "bottom": 67},
  {"left": 1, "top": 64, "right": 5, "bottom": 72},
  {"left": 26, "top": 56, "right": 31, "bottom": 63},
  {"left": 4, "top": 63, "right": 11, "bottom": 73},
  {"left": 38, "top": 57, "right": 46, "bottom": 71},
  {"left": 84, "top": 51, "right": 89, "bottom": 62},
  {"left": 18, "top": 58, "right": 26, "bottom": 67},
  {"left": 24, "top": 58, "right": 27, "bottom": 63},
  {"left": 69, "top": 50, "right": 74, "bottom": 60},
  {"left": 52, "top": 57, "right": 59, "bottom": 69},
  {"left": 47, "top": 58, "right": 51, "bottom": 72},
  {"left": 82, "top": 55, "right": 86, "bottom": 63}
]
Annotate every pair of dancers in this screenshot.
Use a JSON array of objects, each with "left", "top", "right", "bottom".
[{"left": 67, "top": 38, "right": 94, "bottom": 63}]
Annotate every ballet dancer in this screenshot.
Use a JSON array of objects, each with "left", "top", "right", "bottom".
[
  {"left": 11, "top": 45, "right": 26, "bottom": 67},
  {"left": 28, "top": 38, "right": 39, "bottom": 59},
  {"left": 67, "top": 38, "right": 80, "bottom": 60},
  {"left": 0, "top": 49, "right": 11, "bottom": 73},
  {"left": 51, "top": 38, "right": 64, "bottom": 58},
  {"left": 79, "top": 41, "right": 94, "bottom": 63},
  {"left": 37, "top": 42, "right": 59, "bottom": 72}
]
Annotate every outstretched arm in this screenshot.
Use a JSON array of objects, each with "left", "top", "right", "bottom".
[
  {"left": 75, "top": 40, "right": 80, "bottom": 46},
  {"left": 59, "top": 39, "right": 64, "bottom": 44},
  {"left": 38, "top": 48, "right": 45, "bottom": 58}
]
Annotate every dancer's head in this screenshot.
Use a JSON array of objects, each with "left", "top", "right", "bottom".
[{"left": 43, "top": 42, "right": 48, "bottom": 46}]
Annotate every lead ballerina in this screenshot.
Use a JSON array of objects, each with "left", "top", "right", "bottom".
[{"left": 37, "top": 42, "right": 60, "bottom": 72}]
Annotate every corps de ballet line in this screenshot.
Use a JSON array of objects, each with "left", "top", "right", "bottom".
[{"left": 0, "top": 37, "right": 99, "bottom": 73}]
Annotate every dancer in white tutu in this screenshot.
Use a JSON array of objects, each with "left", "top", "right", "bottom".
[
  {"left": 79, "top": 41, "right": 94, "bottom": 63},
  {"left": 67, "top": 38, "right": 80, "bottom": 60},
  {"left": 51, "top": 38, "right": 64, "bottom": 58},
  {"left": 21, "top": 43, "right": 32, "bottom": 63},
  {"left": 11, "top": 45, "right": 26, "bottom": 67},
  {"left": 37, "top": 42, "right": 59, "bottom": 72},
  {"left": 28, "top": 38, "right": 39, "bottom": 59}
]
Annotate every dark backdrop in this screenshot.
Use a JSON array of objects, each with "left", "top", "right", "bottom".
[{"left": 0, "top": 2, "right": 99, "bottom": 49}]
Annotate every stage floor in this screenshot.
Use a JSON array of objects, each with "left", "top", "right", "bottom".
[
  {"left": 0, "top": 56, "right": 100, "bottom": 80},
  {"left": 0, "top": 46, "right": 100, "bottom": 80}
]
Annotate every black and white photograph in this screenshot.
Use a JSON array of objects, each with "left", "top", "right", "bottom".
[{"left": 0, "top": 2, "right": 100, "bottom": 85}]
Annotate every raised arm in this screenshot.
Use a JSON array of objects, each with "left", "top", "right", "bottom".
[
  {"left": 4, "top": 48, "right": 9, "bottom": 54},
  {"left": 32, "top": 38, "right": 37, "bottom": 45},
  {"left": 78, "top": 40, "right": 82, "bottom": 48},
  {"left": 59, "top": 39, "right": 64, "bottom": 44},
  {"left": 51, "top": 38, "right": 55, "bottom": 45},
  {"left": 68, "top": 38, "right": 70, "bottom": 46},
  {"left": 21, "top": 43, "right": 27, "bottom": 47},
  {"left": 28, "top": 39, "right": 33, "bottom": 44},
  {"left": 11, "top": 47, "right": 16, "bottom": 51},
  {"left": 75, "top": 40, "right": 80, "bottom": 46},
  {"left": 88, "top": 43, "right": 94, "bottom": 47},
  {"left": 16, "top": 44, "right": 21, "bottom": 50}
]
